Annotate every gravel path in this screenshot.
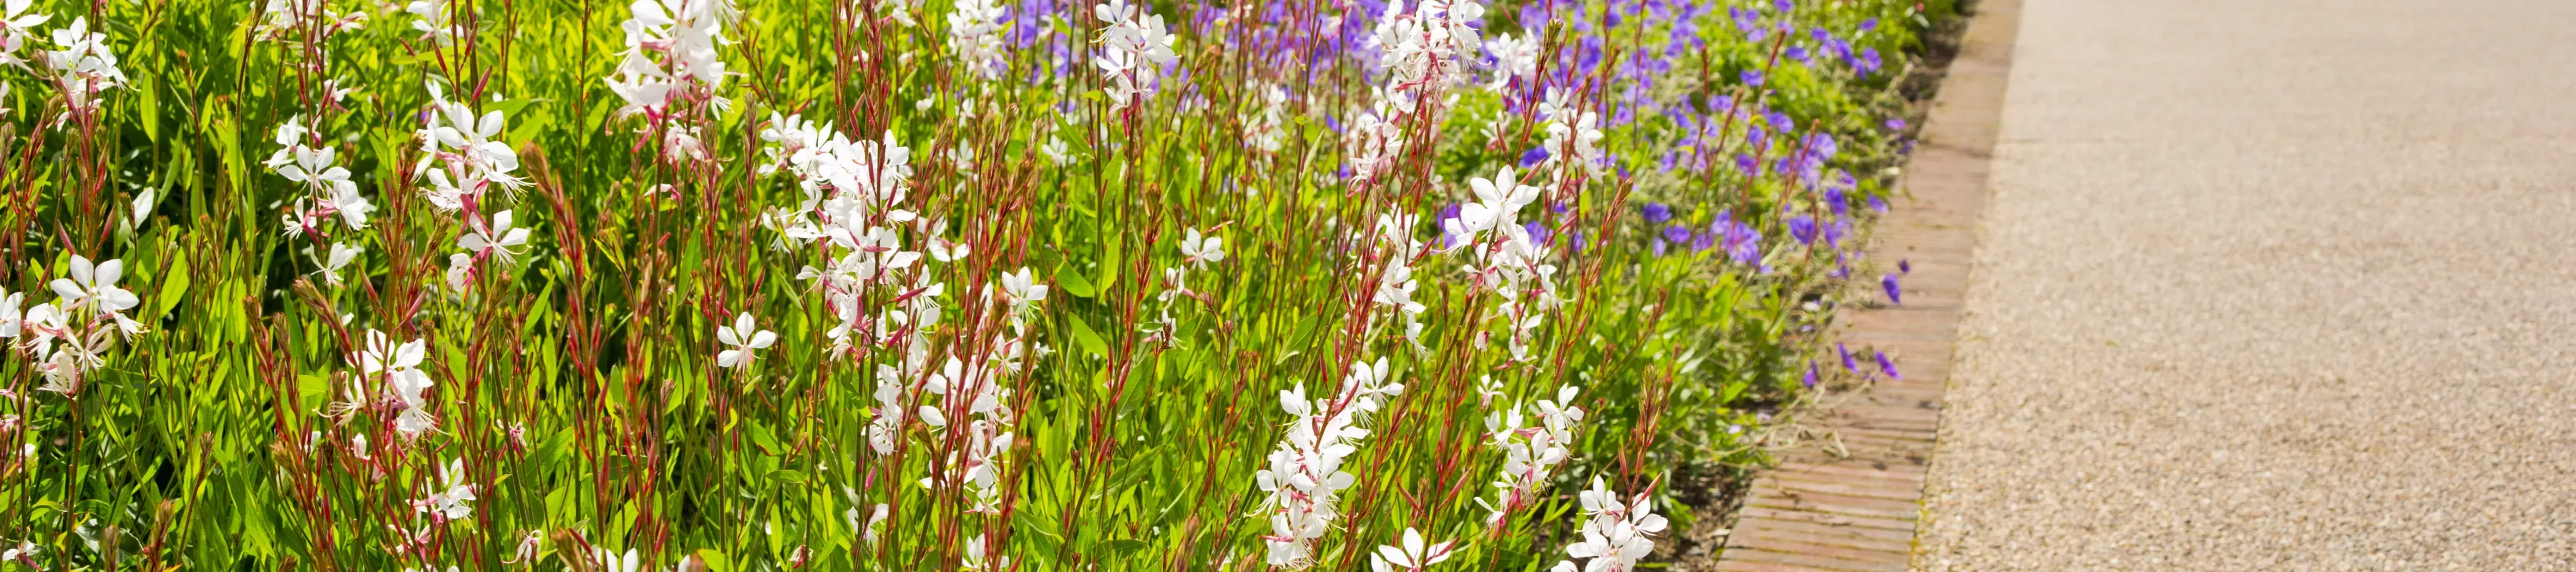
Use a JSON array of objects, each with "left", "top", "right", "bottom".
[{"left": 1913, "top": 0, "right": 2576, "bottom": 569}]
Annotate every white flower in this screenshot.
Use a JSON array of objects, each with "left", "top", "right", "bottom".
[
  {"left": 43, "top": 16, "right": 123, "bottom": 86},
  {"left": 49, "top": 255, "right": 134, "bottom": 313},
  {"left": 318, "top": 243, "right": 361, "bottom": 287},
  {"left": 1093, "top": 0, "right": 1179, "bottom": 112},
  {"left": 1445, "top": 167, "right": 1539, "bottom": 249},
  {"left": 458, "top": 209, "right": 533, "bottom": 264},
  {"left": 48, "top": 255, "right": 143, "bottom": 335},
  {"left": 1549, "top": 476, "right": 1667, "bottom": 572},
  {"left": 1246, "top": 85, "right": 1289, "bottom": 154},
  {"left": 716, "top": 311, "right": 776, "bottom": 369},
  {"left": 32, "top": 342, "right": 82, "bottom": 395},
  {"left": 417, "top": 82, "right": 527, "bottom": 192},
  {"left": 0, "top": 286, "right": 19, "bottom": 338},
  {"left": 414, "top": 458, "right": 477, "bottom": 521},
  {"left": 1179, "top": 227, "right": 1224, "bottom": 265},
  {"left": 595, "top": 548, "right": 643, "bottom": 572},
  {"left": 328, "top": 183, "right": 374, "bottom": 231},
  {"left": 0, "top": 0, "right": 52, "bottom": 69},
  {"left": 2, "top": 540, "right": 36, "bottom": 564},
  {"left": 356, "top": 332, "right": 433, "bottom": 405},
  {"left": 17, "top": 302, "right": 63, "bottom": 355},
  {"left": 607, "top": 0, "right": 731, "bottom": 119},
  {"left": 944, "top": 0, "right": 1008, "bottom": 81},
  {"left": 998, "top": 267, "right": 1046, "bottom": 314},
  {"left": 1542, "top": 109, "right": 1606, "bottom": 177},
  {"left": 1040, "top": 137, "right": 1073, "bottom": 166},
  {"left": 129, "top": 187, "right": 156, "bottom": 228},
  {"left": 961, "top": 533, "right": 1010, "bottom": 570},
  {"left": 1369, "top": 528, "right": 1455, "bottom": 572},
  {"left": 444, "top": 252, "right": 475, "bottom": 292},
  {"left": 404, "top": 0, "right": 454, "bottom": 45},
  {"left": 1255, "top": 357, "right": 1405, "bottom": 568}
]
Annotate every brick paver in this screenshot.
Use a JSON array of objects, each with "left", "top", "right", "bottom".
[{"left": 1707, "top": 0, "right": 2024, "bottom": 569}]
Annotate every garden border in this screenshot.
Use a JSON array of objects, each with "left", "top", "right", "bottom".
[{"left": 1708, "top": 0, "right": 2023, "bottom": 570}]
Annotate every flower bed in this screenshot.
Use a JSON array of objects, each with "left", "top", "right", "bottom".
[{"left": 0, "top": 0, "right": 1951, "bottom": 569}]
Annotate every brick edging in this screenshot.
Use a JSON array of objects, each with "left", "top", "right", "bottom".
[{"left": 1710, "top": 0, "right": 2024, "bottom": 570}]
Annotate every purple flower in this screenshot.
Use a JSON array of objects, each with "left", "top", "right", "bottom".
[
  {"left": 1772, "top": 0, "right": 1792, "bottom": 12},
  {"left": 1802, "top": 362, "right": 1818, "bottom": 388},
  {"left": 1823, "top": 219, "right": 1849, "bottom": 247},
  {"left": 1690, "top": 227, "right": 1717, "bottom": 252},
  {"left": 1899, "top": 258, "right": 1912, "bottom": 274},
  {"left": 1729, "top": 6, "right": 1765, "bottom": 40},
  {"left": 1520, "top": 147, "right": 1551, "bottom": 169},
  {"left": 1524, "top": 221, "right": 1552, "bottom": 247},
  {"left": 1868, "top": 194, "right": 1890, "bottom": 213},
  {"left": 1662, "top": 225, "right": 1692, "bottom": 245},
  {"left": 1641, "top": 203, "right": 1672, "bottom": 225},
  {"left": 1740, "top": 69, "right": 1764, "bottom": 87},
  {"left": 1860, "top": 17, "right": 1878, "bottom": 31},
  {"left": 1568, "top": 230, "right": 1587, "bottom": 253},
  {"left": 1881, "top": 274, "right": 1901, "bottom": 305},
  {"left": 1885, "top": 117, "right": 1907, "bottom": 131},
  {"left": 1720, "top": 218, "right": 1761, "bottom": 264},
  {"left": 1824, "top": 188, "right": 1849, "bottom": 217},
  {"left": 1785, "top": 45, "right": 1810, "bottom": 64},
  {"left": 1875, "top": 350, "right": 1901, "bottom": 380},
  {"left": 1787, "top": 215, "right": 1818, "bottom": 245},
  {"left": 1838, "top": 342, "right": 1858, "bottom": 373}
]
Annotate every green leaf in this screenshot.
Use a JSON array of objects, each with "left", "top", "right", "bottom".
[
  {"left": 1100, "top": 538, "right": 1148, "bottom": 556},
  {"left": 696, "top": 548, "right": 733, "bottom": 572},
  {"left": 1055, "top": 264, "right": 1096, "bottom": 298},
  {"left": 1068, "top": 313, "right": 1107, "bottom": 357},
  {"left": 157, "top": 247, "right": 190, "bottom": 316}
]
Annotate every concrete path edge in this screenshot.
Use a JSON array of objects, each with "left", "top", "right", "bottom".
[{"left": 1709, "top": 1, "right": 2023, "bottom": 571}]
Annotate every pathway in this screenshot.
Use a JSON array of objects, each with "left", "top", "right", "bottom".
[{"left": 1916, "top": 0, "right": 2576, "bottom": 569}]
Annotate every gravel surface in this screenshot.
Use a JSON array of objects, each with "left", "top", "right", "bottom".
[{"left": 1913, "top": 0, "right": 2576, "bottom": 570}]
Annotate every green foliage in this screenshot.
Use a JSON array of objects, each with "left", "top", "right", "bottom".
[{"left": 0, "top": 0, "right": 1948, "bottom": 570}]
